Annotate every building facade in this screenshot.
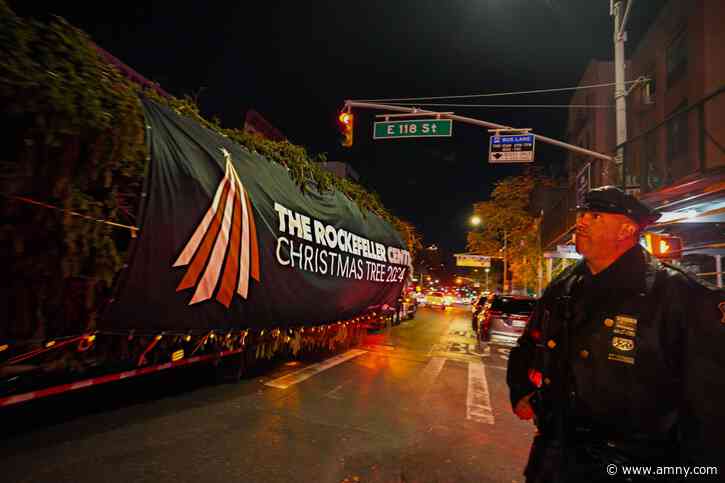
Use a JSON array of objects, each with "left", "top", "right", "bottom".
[{"left": 540, "top": 0, "right": 725, "bottom": 286}]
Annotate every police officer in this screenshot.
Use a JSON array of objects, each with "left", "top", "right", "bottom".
[{"left": 507, "top": 186, "right": 725, "bottom": 482}]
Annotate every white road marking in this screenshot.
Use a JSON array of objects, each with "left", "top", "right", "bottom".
[
  {"left": 264, "top": 349, "right": 366, "bottom": 389},
  {"left": 427, "top": 343, "right": 444, "bottom": 357},
  {"left": 497, "top": 347, "right": 511, "bottom": 361},
  {"left": 466, "top": 360, "right": 495, "bottom": 424},
  {"left": 480, "top": 344, "right": 491, "bottom": 357},
  {"left": 418, "top": 357, "right": 446, "bottom": 398},
  {"left": 324, "top": 384, "right": 345, "bottom": 400}
]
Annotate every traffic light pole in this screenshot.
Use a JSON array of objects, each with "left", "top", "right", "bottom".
[{"left": 343, "top": 100, "right": 615, "bottom": 163}]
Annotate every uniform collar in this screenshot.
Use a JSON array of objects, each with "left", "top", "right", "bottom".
[{"left": 582, "top": 245, "right": 647, "bottom": 292}]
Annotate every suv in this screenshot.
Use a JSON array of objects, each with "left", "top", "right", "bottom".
[{"left": 476, "top": 294, "right": 537, "bottom": 345}]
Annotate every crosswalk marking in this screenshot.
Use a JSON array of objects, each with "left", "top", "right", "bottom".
[
  {"left": 324, "top": 384, "right": 345, "bottom": 400},
  {"left": 264, "top": 349, "right": 366, "bottom": 389},
  {"left": 418, "top": 356, "right": 446, "bottom": 398},
  {"left": 466, "top": 360, "right": 495, "bottom": 424},
  {"left": 264, "top": 345, "right": 498, "bottom": 427}
]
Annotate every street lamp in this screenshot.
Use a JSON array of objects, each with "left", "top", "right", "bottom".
[
  {"left": 469, "top": 215, "right": 508, "bottom": 294},
  {"left": 485, "top": 267, "right": 490, "bottom": 292}
]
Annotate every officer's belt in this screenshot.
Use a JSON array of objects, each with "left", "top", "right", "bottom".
[{"left": 570, "top": 425, "right": 675, "bottom": 451}]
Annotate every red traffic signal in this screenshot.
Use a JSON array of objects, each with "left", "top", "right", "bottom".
[
  {"left": 643, "top": 232, "right": 683, "bottom": 260},
  {"left": 338, "top": 111, "right": 354, "bottom": 147}
]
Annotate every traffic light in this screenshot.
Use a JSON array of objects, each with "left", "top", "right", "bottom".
[
  {"left": 338, "top": 111, "right": 354, "bottom": 147},
  {"left": 642, "top": 232, "right": 683, "bottom": 260}
]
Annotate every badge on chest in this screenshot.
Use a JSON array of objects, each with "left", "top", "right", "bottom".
[{"left": 607, "top": 315, "right": 637, "bottom": 365}]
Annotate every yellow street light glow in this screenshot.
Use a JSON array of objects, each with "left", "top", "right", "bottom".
[{"left": 470, "top": 215, "right": 481, "bottom": 226}]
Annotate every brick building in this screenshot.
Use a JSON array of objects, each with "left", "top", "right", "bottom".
[{"left": 540, "top": 0, "right": 725, "bottom": 286}]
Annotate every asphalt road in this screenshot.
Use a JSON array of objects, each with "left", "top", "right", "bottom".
[{"left": 1, "top": 307, "right": 535, "bottom": 483}]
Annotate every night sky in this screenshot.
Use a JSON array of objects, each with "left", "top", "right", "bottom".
[{"left": 12, "top": 0, "right": 665, "bottom": 260}]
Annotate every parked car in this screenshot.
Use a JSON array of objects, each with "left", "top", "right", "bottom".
[
  {"left": 476, "top": 294, "right": 537, "bottom": 345},
  {"left": 471, "top": 291, "right": 492, "bottom": 332},
  {"left": 460, "top": 293, "right": 475, "bottom": 305},
  {"left": 425, "top": 291, "right": 451, "bottom": 309}
]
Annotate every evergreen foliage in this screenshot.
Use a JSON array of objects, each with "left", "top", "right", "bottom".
[{"left": 0, "top": 2, "right": 420, "bottom": 338}]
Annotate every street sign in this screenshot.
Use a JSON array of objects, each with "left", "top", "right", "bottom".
[
  {"left": 544, "top": 244, "right": 581, "bottom": 260},
  {"left": 556, "top": 244, "right": 577, "bottom": 254},
  {"left": 489, "top": 134, "right": 535, "bottom": 163},
  {"left": 373, "top": 119, "right": 452, "bottom": 139},
  {"left": 543, "top": 250, "right": 582, "bottom": 260},
  {"left": 454, "top": 254, "right": 491, "bottom": 268}
]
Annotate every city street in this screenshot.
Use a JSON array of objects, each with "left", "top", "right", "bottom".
[
  {"left": 4, "top": 3, "right": 725, "bottom": 482},
  {"left": 1, "top": 307, "right": 534, "bottom": 483}
]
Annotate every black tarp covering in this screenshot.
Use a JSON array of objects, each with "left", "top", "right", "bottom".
[{"left": 101, "top": 100, "right": 410, "bottom": 331}]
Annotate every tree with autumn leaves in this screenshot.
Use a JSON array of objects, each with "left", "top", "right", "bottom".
[{"left": 467, "top": 169, "right": 556, "bottom": 295}]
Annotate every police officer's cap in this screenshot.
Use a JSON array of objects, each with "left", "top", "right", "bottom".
[{"left": 577, "top": 186, "right": 661, "bottom": 227}]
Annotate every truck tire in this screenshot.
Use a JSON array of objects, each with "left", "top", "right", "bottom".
[{"left": 214, "top": 353, "right": 244, "bottom": 383}]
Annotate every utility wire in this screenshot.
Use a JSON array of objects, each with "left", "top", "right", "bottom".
[
  {"left": 4, "top": 194, "right": 139, "bottom": 233},
  {"left": 382, "top": 103, "right": 614, "bottom": 109},
  {"left": 355, "top": 80, "right": 640, "bottom": 103}
]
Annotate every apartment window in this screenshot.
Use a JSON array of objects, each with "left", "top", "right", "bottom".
[
  {"left": 666, "top": 29, "right": 687, "bottom": 87},
  {"left": 667, "top": 103, "right": 689, "bottom": 161}
]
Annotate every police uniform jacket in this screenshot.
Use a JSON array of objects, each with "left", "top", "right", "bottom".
[{"left": 507, "top": 245, "right": 725, "bottom": 466}]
